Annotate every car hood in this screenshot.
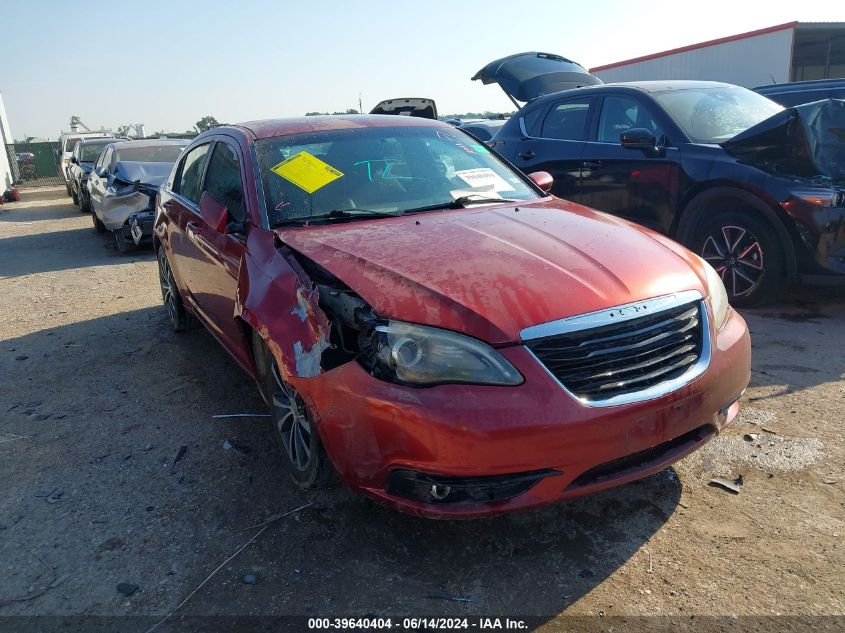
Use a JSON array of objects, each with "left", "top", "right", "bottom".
[
  {"left": 79, "top": 163, "right": 94, "bottom": 175},
  {"left": 722, "top": 98, "right": 845, "bottom": 185},
  {"left": 472, "top": 52, "right": 602, "bottom": 103},
  {"left": 112, "top": 161, "right": 172, "bottom": 186},
  {"left": 370, "top": 98, "right": 438, "bottom": 119},
  {"left": 276, "top": 199, "right": 706, "bottom": 345}
]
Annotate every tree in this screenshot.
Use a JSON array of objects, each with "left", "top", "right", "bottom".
[
  {"left": 194, "top": 116, "right": 221, "bottom": 133},
  {"left": 116, "top": 125, "right": 132, "bottom": 138}
]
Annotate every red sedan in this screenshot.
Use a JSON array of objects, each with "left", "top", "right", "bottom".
[{"left": 153, "top": 115, "right": 750, "bottom": 518}]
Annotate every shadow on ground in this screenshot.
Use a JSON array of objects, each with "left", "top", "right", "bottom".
[{"left": 0, "top": 308, "right": 680, "bottom": 622}]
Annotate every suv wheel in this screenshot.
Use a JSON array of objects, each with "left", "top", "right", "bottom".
[
  {"left": 92, "top": 212, "right": 107, "bottom": 233},
  {"left": 692, "top": 212, "right": 784, "bottom": 307}
]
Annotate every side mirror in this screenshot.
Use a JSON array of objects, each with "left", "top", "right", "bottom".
[
  {"left": 94, "top": 166, "right": 108, "bottom": 178},
  {"left": 527, "top": 171, "right": 553, "bottom": 193},
  {"left": 620, "top": 128, "right": 658, "bottom": 153},
  {"left": 199, "top": 191, "right": 229, "bottom": 233},
  {"left": 70, "top": 156, "right": 78, "bottom": 164}
]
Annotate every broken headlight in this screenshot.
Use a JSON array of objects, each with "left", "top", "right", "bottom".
[{"left": 365, "top": 321, "right": 523, "bottom": 386}]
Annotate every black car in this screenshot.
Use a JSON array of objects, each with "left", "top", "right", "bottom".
[
  {"left": 754, "top": 79, "right": 845, "bottom": 107},
  {"left": 476, "top": 55, "right": 845, "bottom": 305},
  {"left": 68, "top": 138, "right": 119, "bottom": 212}
]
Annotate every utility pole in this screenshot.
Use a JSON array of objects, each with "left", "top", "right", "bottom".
[{"left": 359, "top": 93, "right": 363, "bottom": 115}]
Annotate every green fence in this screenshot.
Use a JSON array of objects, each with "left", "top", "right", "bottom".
[{"left": 5, "top": 141, "right": 65, "bottom": 189}]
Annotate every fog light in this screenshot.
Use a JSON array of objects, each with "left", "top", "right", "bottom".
[{"left": 386, "top": 468, "right": 560, "bottom": 505}]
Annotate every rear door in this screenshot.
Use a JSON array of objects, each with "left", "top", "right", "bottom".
[
  {"left": 508, "top": 96, "right": 596, "bottom": 203},
  {"left": 579, "top": 94, "right": 681, "bottom": 233},
  {"left": 162, "top": 142, "right": 212, "bottom": 312}
]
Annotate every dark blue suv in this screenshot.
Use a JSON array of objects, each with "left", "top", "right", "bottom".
[{"left": 475, "top": 54, "right": 845, "bottom": 306}]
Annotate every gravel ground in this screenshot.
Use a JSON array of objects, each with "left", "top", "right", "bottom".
[{"left": 0, "top": 188, "right": 843, "bottom": 631}]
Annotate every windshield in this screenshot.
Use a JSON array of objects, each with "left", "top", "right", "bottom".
[
  {"left": 653, "top": 86, "right": 784, "bottom": 143},
  {"left": 255, "top": 125, "right": 538, "bottom": 226},
  {"left": 114, "top": 145, "right": 186, "bottom": 163},
  {"left": 80, "top": 142, "right": 111, "bottom": 162}
]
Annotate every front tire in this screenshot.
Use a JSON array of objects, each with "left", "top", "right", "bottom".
[
  {"left": 92, "top": 212, "right": 107, "bottom": 233},
  {"left": 691, "top": 212, "right": 784, "bottom": 307},
  {"left": 113, "top": 229, "right": 130, "bottom": 253},
  {"left": 71, "top": 187, "right": 79, "bottom": 206},
  {"left": 263, "top": 347, "right": 335, "bottom": 489}
]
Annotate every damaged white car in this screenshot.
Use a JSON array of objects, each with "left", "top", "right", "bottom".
[{"left": 88, "top": 140, "right": 190, "bottom": 251}]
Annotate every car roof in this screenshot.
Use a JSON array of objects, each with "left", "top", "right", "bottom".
[
  {"left": 106, "top": 139, "right": 191, "bottom": 150},
  {"left": 223, "top": 114, "right": 447, "bottom": 140}
]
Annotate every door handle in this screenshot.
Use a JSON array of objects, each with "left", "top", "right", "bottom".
[
  {"left": 519, "top": 150, "right": 535, "bottom": 160},
  {"left": 582, "top": 160, "right": 603, "bottom": 169},
  {"left": 186, "top": 221, "right": 199, "bottom": 240}
]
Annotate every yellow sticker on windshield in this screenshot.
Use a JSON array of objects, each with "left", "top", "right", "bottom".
[{"left": 270, "top": 151, "right": 344, "bottom": 194}]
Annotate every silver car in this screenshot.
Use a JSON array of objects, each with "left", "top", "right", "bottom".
[{"left": 88, "top": 139, "right": 189, "bottom": 251}]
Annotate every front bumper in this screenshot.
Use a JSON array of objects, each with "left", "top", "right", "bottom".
[
  {"left": 783, "top": 196, "right": 845, "bottom": 277},
  {"left": 295, "top": 306, "right": 751, "bottom": 518}
]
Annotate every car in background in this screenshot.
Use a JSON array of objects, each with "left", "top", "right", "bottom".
[
  {"left": 152, "top": 114, "right": 750, "bottom": 517},
  {"left": 58, "top": 131, "right": 114, "bottom": 195},
  {"left": 754, "top": 79, "right": 845, "bottom": 107},
  {"left": 370, "top": 98, "right": 437, "bottom": 119},
  {"left": 88, "top": 139, "right": 189, "bottom": 251},
  {"left": 477, "top": 58, "right": 845, "bottom": 306},
  {"left": 68, "top": 138, "right": 116, "bottom": 211},
  {"left": 459, "top": 119, "right": 507, "bottom": 141}
]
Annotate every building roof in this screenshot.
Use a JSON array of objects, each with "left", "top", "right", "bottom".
[{"left": 590, "top": 22, "right": 800, "bottom": 73}]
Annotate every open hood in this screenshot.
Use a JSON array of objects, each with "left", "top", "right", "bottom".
[
  {"left": 722, "top": 98, "right": 845, "bottom": 184},
  {"left": 472, "top": 52, "right": 602, "bottom": 105},
  {"left": 370, "top": 98, "right": 438, "bottom": 119}
]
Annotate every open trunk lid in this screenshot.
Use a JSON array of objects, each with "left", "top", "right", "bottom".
[
  {"left": 721, "top": 98, "right": 845, "bottom": 185},
  {"left": 370, "top": 98, "right": 438, "bottom": 119},
  {"left": 472, "top": 52, "right": 602, "bottom": 105}
]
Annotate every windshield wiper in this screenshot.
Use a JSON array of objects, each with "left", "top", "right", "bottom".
[
  {"left": 403, "top": 195, "right": 520, "bottom": 215},
  {"left": 273, "top": 207, "right": 404, "bottom": 227}
]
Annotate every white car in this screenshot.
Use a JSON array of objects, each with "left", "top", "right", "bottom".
[{"left": 58, "top": 132, "right": 113, "bottom": 194}]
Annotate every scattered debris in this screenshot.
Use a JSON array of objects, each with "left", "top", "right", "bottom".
[
  {"left": 709, "top": 477, "right": 742, "bottom": 494},
  {"left": 743, "top": 433, "right": 759, "bottom": 442},
  {"left": 678, "top": 500, "right": 689, "bottom": 509},
  {"left": 223, "top": 439, "right": 251, "bottom": 455},
  {"left": 141, "top": 501, "right": 313, "bottom": 633},
  {"left": 45, "top": 490, "right": 64, "bottom": 504},
  {"left": 242, "top": 574, "right": 257, "bottom": 585},
  {"left": 212, "top": 413, "right": 271, "bottom": 419},
  {"left": 170, "top": 445, "right": 188, "bottom": 470},
  {"left": 761, "top": 427, "right": 779, "bottom": 435},
  {"left": 0, "top": 552, "right": 65, "bottom": 607},
  {"left": 823, "top": 479, "right": 838, "bottom": 485},
  {"left": 117, "top": 583, "right": 139, "bottom": 596},
  {"left": 426, "top": 593, "right": 472, "bottom": 603},
  {"left": 578, "top": 569, "right": 595, "bottom": 578},
  {"left": 14, "top": 355, "right": 28, "bottom": 361},
  {"left": 122, "top": 347, "right": 141, "bottom": 355},
  {"left": 647, "top": 553, "right": 653, "bottom": 574}
]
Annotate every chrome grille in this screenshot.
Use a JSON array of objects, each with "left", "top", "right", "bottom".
[{"left": 523, "top": 293, "right": 708, "bottom": 405}]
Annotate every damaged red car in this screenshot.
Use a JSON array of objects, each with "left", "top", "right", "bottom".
[{"left": 153, "top": 115, "right": 751, "bottom": 518}]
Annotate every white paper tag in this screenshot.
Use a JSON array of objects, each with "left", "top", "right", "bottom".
[{"left": 454, "top": 168, "right": 515, "bottom": 193}]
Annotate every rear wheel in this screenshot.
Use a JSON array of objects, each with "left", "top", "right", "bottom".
[
  {"left": 262, "top": 345, "right": 335, "bottom": 489},
  {"left": 80, "top": 188, "right": 91, "bottom": 213},
  {"left": 71, "top": 186, "right": 79, "bottom": 206},
  {"left": 691, "top": 212, "right": 784, "bottom": 307},
  {"left": 65, "top": 182, "right": 72, "bottom": 196},
  {"left": 157, "top": 248, "right": 195, "bottom": 331}
]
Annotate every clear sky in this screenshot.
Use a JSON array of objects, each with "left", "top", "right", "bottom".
[{"left": 1, "top": 0, "right": 842, "bottom": 139}]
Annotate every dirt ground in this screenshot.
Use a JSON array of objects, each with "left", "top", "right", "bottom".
[{"left": 1, "top": 188, "right": 843, "bottom": 632}]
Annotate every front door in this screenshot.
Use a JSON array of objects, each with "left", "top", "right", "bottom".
[{"left": 579, "top": 95, "right": 681, "bottom": 234}]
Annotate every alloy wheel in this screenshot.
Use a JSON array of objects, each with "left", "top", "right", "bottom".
[
  {"left": 158, "top": 251, "right": 178, "bottom": 326},
  {"left": 270, "top": 363, "right": 312, "bottom": 472},
  {"left": 701, "top": 224, "right": 764, "bottom": 299}
]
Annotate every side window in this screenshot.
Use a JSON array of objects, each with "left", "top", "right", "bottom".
[
  {"left": 177, "top": 144, "right": 211, "bottom": 205},
  {"left": 100, "top": 148, "right": 113, "bottom": 172},
  {"left": 540, "top": 99, "right": 592, "bottom": 141},
  {"left": 597, "top": 96, "right": 664, "bottom": 143},
  {"left": 203, "top": 143, "right": 245, "bottom": 223},
  {"left": 522, "top": 105, "right": 544, "bottom": 136}
]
